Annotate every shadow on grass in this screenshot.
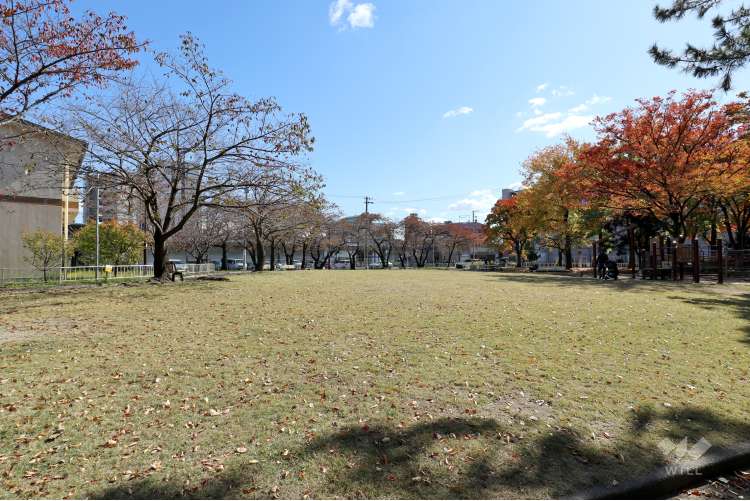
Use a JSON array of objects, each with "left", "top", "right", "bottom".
[
  {"left": 484, "top": 272, "right": 750, "bottom": 346},
  {"left": 481, "top": 271, "right": 702, "bottom": 292},
  {"left": 667, "top": 291, "right": 750, "bottom": 345},
  {"left": 91, "top": 408, "right": 750, "bottom": 499}
]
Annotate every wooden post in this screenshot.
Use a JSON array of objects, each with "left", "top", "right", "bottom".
[
  {"left": 651, "top": 241, "right": 657, "bottom": 280},
  {"left": 659, "top": 235, "right": 665, "bottom": 261},
  {"left": 717, "top": 239, "right": 724, "bottom": 284},
  {"left": 692, "top": 239, "right": 700, "bottom": 283},
  {"left": 672, "top": 244, "right": 678, "bottom": 281}
]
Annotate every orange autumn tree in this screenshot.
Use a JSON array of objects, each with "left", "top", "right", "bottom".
[
  {"left": 521, "top": 138, "right": 597, "bottom": 269},
  {"left": 580, "top": 90, "right": 735, "bottom": 242},
  {"left": 715, "top": 96, "right": 750, "bottom": 249},
  {"left": 436, "top": 222, "right": 485, "bottom": 265},
  {"left": 485, "top": 194, "right": 533, "bottom": 267}
]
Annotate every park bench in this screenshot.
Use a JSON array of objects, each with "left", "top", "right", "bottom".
[{"left": 165, "top": 262, "right": 184, "bottom": 282}]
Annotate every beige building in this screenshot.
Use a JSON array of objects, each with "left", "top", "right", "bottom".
[
  {"left": 0, "top": 118, "right": 87, "bottom": 270},
  {"left": 82, "top": 174, "right": 142, "bottom": 225}
]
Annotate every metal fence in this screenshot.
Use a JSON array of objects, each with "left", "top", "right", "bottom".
[
  {"left": 182, "top": 263, "right": 215, "bottom": 274},
  {"left": 59, "top": 265, "right": 154, "bottom": 282},
  {"left": 0, "top": 263, "right": 216, "bottom": 287}
]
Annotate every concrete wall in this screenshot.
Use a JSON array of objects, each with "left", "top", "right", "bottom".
[
  {"left": 0, "top": 119, "right": 85, "bottom": 270},
  {"left": 0, "top": 201, "right": 65, "bottom": 269}
]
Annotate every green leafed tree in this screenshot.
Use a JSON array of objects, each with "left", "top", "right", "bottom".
[
  {"left": 650, "top": 0, "right": 750, "bottom": 89},
  {"left": 73, "top": 221, "right": 148, "bottom": 267},
  {"left": 21, "top": 229, "right": 68, "bottom": 281}
]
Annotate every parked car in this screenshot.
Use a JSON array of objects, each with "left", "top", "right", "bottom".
[
  {"left": 455, "top": 259, "right": 481, "bottom": 269},
  {"left": 225, "top": 259, "right": 246, "bottom": 271}
]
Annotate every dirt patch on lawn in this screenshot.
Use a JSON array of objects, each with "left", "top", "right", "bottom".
[{"left": 0, "top": 318, "right": 82, "bottom": 344}]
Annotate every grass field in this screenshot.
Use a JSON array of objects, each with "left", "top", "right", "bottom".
[{"left": 1, "top": 270, "right": 749, "bottom": 499}]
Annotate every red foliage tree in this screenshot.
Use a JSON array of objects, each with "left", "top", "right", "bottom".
[
  {"left": 0, "top": 0, "right": 142, "bottom": 119},
  {"left": 580, "top": 91, "right": 735, "bottom": 241}
]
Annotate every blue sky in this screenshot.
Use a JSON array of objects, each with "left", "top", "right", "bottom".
[{"left": 76, "top": 0, "right": 743, "bottom": 221}]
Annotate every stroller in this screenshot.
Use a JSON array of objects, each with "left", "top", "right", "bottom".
[{"left": 601, "top": 260, "right": 619, "bottom": 280}]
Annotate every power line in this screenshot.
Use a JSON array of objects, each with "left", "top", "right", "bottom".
[{"left": 327, "top": 193, "right": 470, "bottom": 204}]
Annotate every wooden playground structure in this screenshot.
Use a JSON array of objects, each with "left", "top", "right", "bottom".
[{"left": 592, "top": 237, "right": 750, "bottom": 284}]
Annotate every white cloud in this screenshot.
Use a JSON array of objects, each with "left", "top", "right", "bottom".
[
  {"left": 517, "top": 90, "right": 611, "bottom": 138},
  {"left": 517, "top": 112, "right": 562, "bottom": 131},
  {"left": 392, "top": 191, "right": 405, "bottom": 196},
  {"left": 348, "top": 3, "right": 376, "bottom": 28},
  {"left": 329, "top": 0, "right": 351, "bottom": 25},
  {"left": 586, "top": 94, "right": 612, "bottom": 105},
  {"left": 568, "top": 103, "right": 588, "bottom": 113},
  {"left": 536, "top": 83, "right": 549, "bottom": 92},
  {"left": 518, "top": 110, "right": 592, "bottom": 137},
  {"left": 448, "top": 189, "right": 498, "bottom": 214},
  {"left": 442, "top": 106, "right": 473, "bottom": 118},
  {"left": 530, "top": 114, "right": 593, "bottom": 137},
  {"left": 528, "top": 97, "right": 546, "bottom": 108},
  {"left": 551, "top": 86, "right": 574, "bottom": 97},
  {"left": 329, "top": 0, "right": 376, "bottom": 29}
]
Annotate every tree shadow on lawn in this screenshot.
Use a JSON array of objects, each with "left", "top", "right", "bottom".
[
  {"left": 666, "top": 291, "right": 750, "bottom": 345},
  {"left": 91, "top": 407, "right": 750, "bottom": 499},
  {"left": 481, "top": 271, "right": 706, "bottom": 293},
  {"left": 485, "top": 273, "right": 750, "bottom": 346}
]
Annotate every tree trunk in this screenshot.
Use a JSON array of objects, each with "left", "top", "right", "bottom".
[
  {"left": 564, "top": 236, "right": 572, "bottom": 270},
  {"left": 282, "top": 242, "right": 296, "bottom": 265},
  {"left": 254, "top": 234, "right": 265, "bottom": 271},
  {"left": 301, "top": 242, "right": 308, "bottom": 269},
  {"left": 153, "top": 232, "right": 168, "bottom": 280},
  {"left": 221, "top": 243, "right": 228, "bottom": 270},
  {"left": 557, "top": 248, "right": 563, "bottom": 266},
  {"left": 447, "top": 243, "right": 456, "bottom": 266},
  {"left": 515, "top": 242, "right": 523, "bottom": 267},
  {"left": 269, "top": 239, "right": 276, "bottom": 270}
]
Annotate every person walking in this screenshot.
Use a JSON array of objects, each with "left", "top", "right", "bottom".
[{"left": 597, "top": 248, "right": 609, "bottom": 279}]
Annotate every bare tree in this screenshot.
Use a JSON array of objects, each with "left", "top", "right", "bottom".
[
  {"left": 172, "top": 206, "right": 225, "bottom": 263},
  {"left": 402, "top": 214, "right": 435, "bottom": 268},
  {"left": 340, "top": 215, "right": 364, "bottom": 269},
  {"left": 307, "top": 209, "right": 343, "bottom": 269},
  {"left": 241, "top": 179, "right": 323, "bottom": 271},
  {"left": 363, "top": 213, "right": 395, "bottom": 268},
  {"left": 70, "top": 34, "right": 314, "bottom": 279}
]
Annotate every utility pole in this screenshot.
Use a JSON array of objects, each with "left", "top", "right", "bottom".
[
  {"left": 471, "top": 210, "right": 477, "bottom": 260},
  {"left": 364, "top": 196, "right": 373, "bottom": 269},
  {"left": 95, "top": 184, "right": 100, "bottom": 281},
  {"left": 61, "top": 164, "right": 70, "bottom": 270}
]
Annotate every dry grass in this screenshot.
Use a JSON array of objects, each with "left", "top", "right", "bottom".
[{"left": 1, "top": 270, "right": 749, "bottom": 499}]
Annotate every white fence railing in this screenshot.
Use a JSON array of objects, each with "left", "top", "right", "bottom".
[
  {"left": 60, "top": 265, "right": 154, "bottom": 282},
  {"left": 1, "top": 263, "right": 216, "bottom": 287},
  {"left": 182, "top": 263, "right": 215, "bottom": 274}
]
